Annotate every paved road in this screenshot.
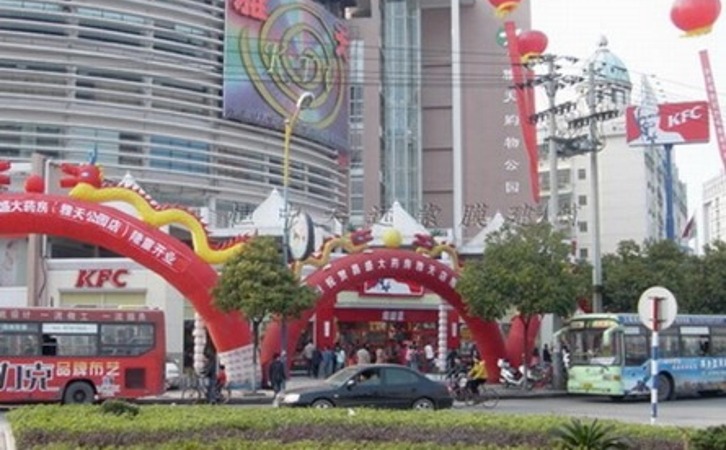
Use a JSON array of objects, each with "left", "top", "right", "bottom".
[
  {"left": 476, "top": 395, "right": 726, "bottom": 428},
  {"left": 0, "top": 413, "right": 13, "bottom": 450}
]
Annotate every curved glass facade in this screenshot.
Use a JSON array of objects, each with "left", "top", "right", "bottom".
[{"left": 0, "top": 0, "right": 346, "bottom": 227}]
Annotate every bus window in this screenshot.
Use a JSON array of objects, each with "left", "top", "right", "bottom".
[
  {"left": 41, "top": 334, "right": 58, "bottom": 356},
  {"left": 623, "top": 334, "right": 648, "bottom": 366},
  {"left": 569, "top": 328, "right": 620, "bottom": 366},
  {"left": 100, "top": 324, "right": 154, "bottom": 356}
]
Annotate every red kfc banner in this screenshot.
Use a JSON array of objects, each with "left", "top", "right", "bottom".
[{"left": 626, "top": 101, "right": 710, "bottom": 146}]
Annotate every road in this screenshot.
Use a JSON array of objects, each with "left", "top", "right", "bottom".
[{"left": 477, "top": 395, "right": 726, "bottom": 428}]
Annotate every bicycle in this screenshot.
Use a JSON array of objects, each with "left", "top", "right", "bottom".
[
  {"left": 447, "top": 374, "right": 499, "bottom": 409},
  {"left": 180, "top": 372, "right": 230, "bottom": 404}
]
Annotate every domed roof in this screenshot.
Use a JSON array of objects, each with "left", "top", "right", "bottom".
[{"left": 586, "top": 36, "right": 632, "bottom": 90}]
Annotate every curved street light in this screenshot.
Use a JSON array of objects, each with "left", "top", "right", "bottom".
[{"left": 280, "top": 91, "right": 315, "bottom": 381}]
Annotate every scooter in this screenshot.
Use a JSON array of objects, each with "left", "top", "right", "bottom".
[{"left": 497, "top": 358, "right": 534, "bottom": 390}]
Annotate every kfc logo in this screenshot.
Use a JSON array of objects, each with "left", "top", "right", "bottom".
[
  {"left": 75, "top": 269, "right": 129, "bottom": 288},
  {"left": 626, "top": 101, "right": 710, "bottom": 146}
]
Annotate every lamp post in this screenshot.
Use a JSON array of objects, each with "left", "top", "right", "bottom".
[{"left": 280, "top": 91, "right": 315, "bottom": 376}]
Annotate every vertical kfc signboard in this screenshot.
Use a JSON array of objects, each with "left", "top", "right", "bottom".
[{"left": 626, "top": 101, "right": 710, "bottom": 146}]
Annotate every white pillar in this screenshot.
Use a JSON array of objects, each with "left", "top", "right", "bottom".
[
  {"left": 192, "top": 313, "right": 207, "bottom": 376},
  {"left": 437, "top": 303, "right": 448, "bottom": 372}
]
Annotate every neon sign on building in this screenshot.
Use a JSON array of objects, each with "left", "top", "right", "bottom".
[{"left": 223, "top": 0, "right": 350, "bottom": 152}]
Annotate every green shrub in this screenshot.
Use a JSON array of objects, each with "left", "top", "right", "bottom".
[
  {"left": 99, "top": 400, "right": 140, "bottom": 417},
  {"left": 690, "top": 425, "right": 726, "bottom": 450},
  {"left": 551, "top": 418, "right": 632, "bottom": 449}
]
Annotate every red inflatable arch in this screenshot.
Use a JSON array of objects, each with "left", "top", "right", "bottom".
[
  {"left": 0, "top": 193, "right": 250, "bottom": 356},
  {"left": 261, "top": 248, "right": 508, "bottom": 377}
]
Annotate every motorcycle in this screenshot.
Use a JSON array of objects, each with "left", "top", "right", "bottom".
[{"left": 497, "top": 358, "right": 534, "bottom": 390}]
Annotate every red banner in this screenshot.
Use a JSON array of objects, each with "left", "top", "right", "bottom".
[{"left": 700, "top": 50, "right": 726, "bottom": 171}]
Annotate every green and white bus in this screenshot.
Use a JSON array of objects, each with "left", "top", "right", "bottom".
[{"left": 557, "top": 313, "right": 726, "bottom": 400}]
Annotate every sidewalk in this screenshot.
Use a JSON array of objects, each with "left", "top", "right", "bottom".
[
  {"left": 143, "top": 376, "right": 567, "bottom": 405},
  {"left": 0, "top": 420, "right": 15, "bottom": 450}
]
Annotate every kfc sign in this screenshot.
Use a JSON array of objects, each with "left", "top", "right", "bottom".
[
  {"left": 75, "top": 269, "right": 129, "bottom": 288},
  {"left": 626, "top": 101, "right": 710, "bottom": 146}
]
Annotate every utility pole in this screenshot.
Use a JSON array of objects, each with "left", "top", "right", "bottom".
[
  {"left": 587, "top": 61, "right": 603, "bottom": 313},
  {"left": 545, "top": 57, "right": 559, "bottom": 225}
]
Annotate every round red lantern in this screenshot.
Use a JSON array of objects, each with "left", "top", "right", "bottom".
[
  {"left": 671, "top": 0, "right": 721, "bottom": 36},
  {"left": 488, "top": 0, "right": 522, "bottom": 17},
  {"left": 24, "top": 174, "right": 45, "bottom": 193},
  {"left": 517, "top": 30, "right": 548, "bottom": 63}
]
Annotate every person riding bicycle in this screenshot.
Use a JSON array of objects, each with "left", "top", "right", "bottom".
[
  {"left": 215, "top": 364, "right": 227, "bottom": 395},
  {"left": 466, "top": 355, "right": 487, "bottom": 396}
]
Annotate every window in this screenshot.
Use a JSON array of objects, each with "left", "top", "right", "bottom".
[
  {"left": 579, "top": 248, "right": 588, "bottom": 259},
  {"left": 578, "top": 221, "right": 588, "bottom": 233},
  {"left": 0, "top": 323, "right": 40, "bottom": 356},
  {"left": 658, "top": 329, "right": 680, "bottom": 358},
  {"left": 100, "top": 324, "right": 154, "bottom": 356},
  {"left": 356, "top": 368, "right": 382, "bottom": 386},
  {"left": 384, "top": 368, "right": 419, "bottom": 385},
  {"left": 578, "top": 195, "right": 587, "bottom": 206},
  {"left": 578, "top": 168, "right": 586, "bottom": 180},
  {"left": 623, "top": 334, "right": 648, "bottom": 366}
]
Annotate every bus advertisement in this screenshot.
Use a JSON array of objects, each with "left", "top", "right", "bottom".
[
  {"left": 558, "top": 313, "right": 726, "bottom": 401},
  {"left": 0, "top": 307, "right": 166, "bottom": 404}
]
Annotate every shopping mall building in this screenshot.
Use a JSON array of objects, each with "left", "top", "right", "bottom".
[{"left": 0, "top": 0, "right": 535, "bottom": 367}]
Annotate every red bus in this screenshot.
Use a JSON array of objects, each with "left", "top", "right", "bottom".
[{"left": 0, "top": 307, "right": 166, "bottom": 404}]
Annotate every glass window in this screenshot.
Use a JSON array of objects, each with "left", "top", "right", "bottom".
[
  {"left": 623, "top": 334, "right": 648, "bottom": 366},
  {"left": 355, "top": 368, "right": 382, "bottom": 386},
  {"left": 100, "top": 324, "right": 154, "bottom": 356},
  {"left": 578, "top": 168, "right": 586, "bottom": 180},
  {"left": 658, "top": 330, "right": 680, "bottom": 358},
  {"left": 52, "top": 334, "right": 97, "bottom": 356},
  {"left": 578, "top": 195, "right": 587, "bottom": 206},
  {"left": 578, "top": 221, "right": 588, "bottom": 233},
  {"left": 712, "top": 334, "right": 726, "bottom": 357},
  {"left": 150, "top": 136, "right": 209, "bottom": 174},
  {"left": 0, "top": 332, "right": 40, "bottom": 356},
  {"left": 384, "top": 368, "right": 419, "bottom": 385},
  {"left": 579, "top": 248, "right": 588, "bottom": 259}
]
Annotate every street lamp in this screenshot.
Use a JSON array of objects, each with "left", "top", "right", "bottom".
[{"left": 280, "top": 91, "right": 315, "bottom": 374}]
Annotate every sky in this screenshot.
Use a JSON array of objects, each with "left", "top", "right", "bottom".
[{"left": 530, "top": 0, "right": 726, "bottom": 239}]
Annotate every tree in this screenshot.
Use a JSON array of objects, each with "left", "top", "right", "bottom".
[
  {"left": 602, "top": 239, "right": 699, "bottom": 312},
  {"left": 212, "top": 236, "right": 318, "bottom": 389},
  {"left": 456, "top": 221, "right": 580, "bottom": 382}
]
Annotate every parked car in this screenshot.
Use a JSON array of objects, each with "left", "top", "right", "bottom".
[
  {"left": 165, "top": 360, "right": 181, "bottom": 390},
  {"left": 274, "top": 364, "right": 453, "bottom": 410}
]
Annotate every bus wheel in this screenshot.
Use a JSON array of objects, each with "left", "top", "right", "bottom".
[
  {"left": 63, "top": 382, "right": 95, "bottom": 404},
  {"left": 657, "top": 374, "right": 673, "bottom": 401}
]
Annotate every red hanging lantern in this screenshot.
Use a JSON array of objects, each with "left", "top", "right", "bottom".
[
  {"left": 488, "top": 0, "right": 522, "bottom": 18},
  {"left": 24, "top": 175, "right": 45, "bottom": 193},
  {"left": 671, "top": 0, "right": 721, "bottom": 36},
  {"left": 517, "top": 30, "right": 548, "bottom": 63}
]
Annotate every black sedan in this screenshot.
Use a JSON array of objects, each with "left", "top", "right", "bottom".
[{"left": 274, "top": 364, "right": 453, "bottom": 410}]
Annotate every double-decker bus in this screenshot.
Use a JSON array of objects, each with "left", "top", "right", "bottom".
[
  {"left": 0, "top": 307, "right": 165, "bottom": 404},
  {"left": 557, "top": 313, "right": 726, "bottom": 401}
]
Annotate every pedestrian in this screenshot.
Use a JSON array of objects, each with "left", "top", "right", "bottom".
[
  {"left": 356, "top": 345, "right": 371, "bottom": 365},
  {"left": 311, "top": 346, "right": 323, "bottom": 378},
  {"left": 335, "top": 344, "right": 346, "bottom": 372},
  {"left": 268, "top": 353, "right": 286, "bottom": 394},
  {"left": 303, "top": 340, "right": 315, "bottom": 377},
  {"left": 322, "top": 346, "right": 334, "bottom": 378},
  {"left": 542, "top": 344, "right": 552, "bottom": 364},
  {"left": 375, "top": 347, "right": 385, "bottom": 364},
  {"left": 424, "top": 342, "right": 435, "bottom": 373}
]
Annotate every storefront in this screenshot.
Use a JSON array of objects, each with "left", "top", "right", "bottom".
[
  {"left": 305, "top": 278, "right": 463, "bottom": 362},
  {"left": 45, "top": 259, "right": 186, "bottom": 362}
]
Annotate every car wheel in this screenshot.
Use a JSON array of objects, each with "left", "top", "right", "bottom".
[
  {"left": 311, "top": 399, "right": 334, "bottom": 409},
  {"left": 412, "top": 397, "right": 435, "bottom": 410}
]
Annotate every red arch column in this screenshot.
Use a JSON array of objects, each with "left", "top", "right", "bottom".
[
  {"left": 261, "top": 249, "right": 507, "bottom": 378},
  {"left": 0, "top": 194, "right": 252, "bottom": 382}
]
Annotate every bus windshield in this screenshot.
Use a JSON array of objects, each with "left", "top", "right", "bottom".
[{"left": 566, "top": 320, "right": 620, "bottom": 366}]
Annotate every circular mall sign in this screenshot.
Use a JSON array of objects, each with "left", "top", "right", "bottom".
[{"left": 288, "top": 211, "right": 315, "bottom": 261}]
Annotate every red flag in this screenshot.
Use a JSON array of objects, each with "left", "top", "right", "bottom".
[{"left": 681, "top": 215, "right": 696, "bottom": 240}]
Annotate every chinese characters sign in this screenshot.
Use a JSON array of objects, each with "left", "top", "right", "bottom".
[
  {"left": 0, "top": 197, "right": 190, "bottom": 273},
  {"left": 223, "top": 0, "right": 349, "bottom": 152}
]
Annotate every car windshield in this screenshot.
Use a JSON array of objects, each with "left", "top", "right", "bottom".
[
  {"left": 567, "top": 327, "right": 620, "bottom": 366},
  {"left": 325, "top": 366, "right": 359, "bottom": 387}
]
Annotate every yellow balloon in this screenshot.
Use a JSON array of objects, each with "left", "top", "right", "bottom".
[{"left": 382, "top": 228, "right": 403, "bottom": 248}]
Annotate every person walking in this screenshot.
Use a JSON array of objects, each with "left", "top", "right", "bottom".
[
  {"left": 335, "top": 345, "right": 346, "bottom": 371},
  {"left": 268, "top": 353, "right": 286, "bottom": 394},
  {"left": 303, "top": 341, "right": 315, "bottom": 377},
  {"left": 356, "top": 345, "right": 371, "bottom": 365}
]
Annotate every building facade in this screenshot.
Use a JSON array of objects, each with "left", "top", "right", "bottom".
[
  {"left": 703, "top": 172, "right": 726, "bottom": 245},
  {"left": 348, "top": 0, "right": 537, "bottom": 236},
  {"left": 0, "top": 0, "right": 348, "bottom": 362}
]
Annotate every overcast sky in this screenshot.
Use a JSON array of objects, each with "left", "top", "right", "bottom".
[{"left": 531, "top": 0, "right": 725, "bottom": 233}]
